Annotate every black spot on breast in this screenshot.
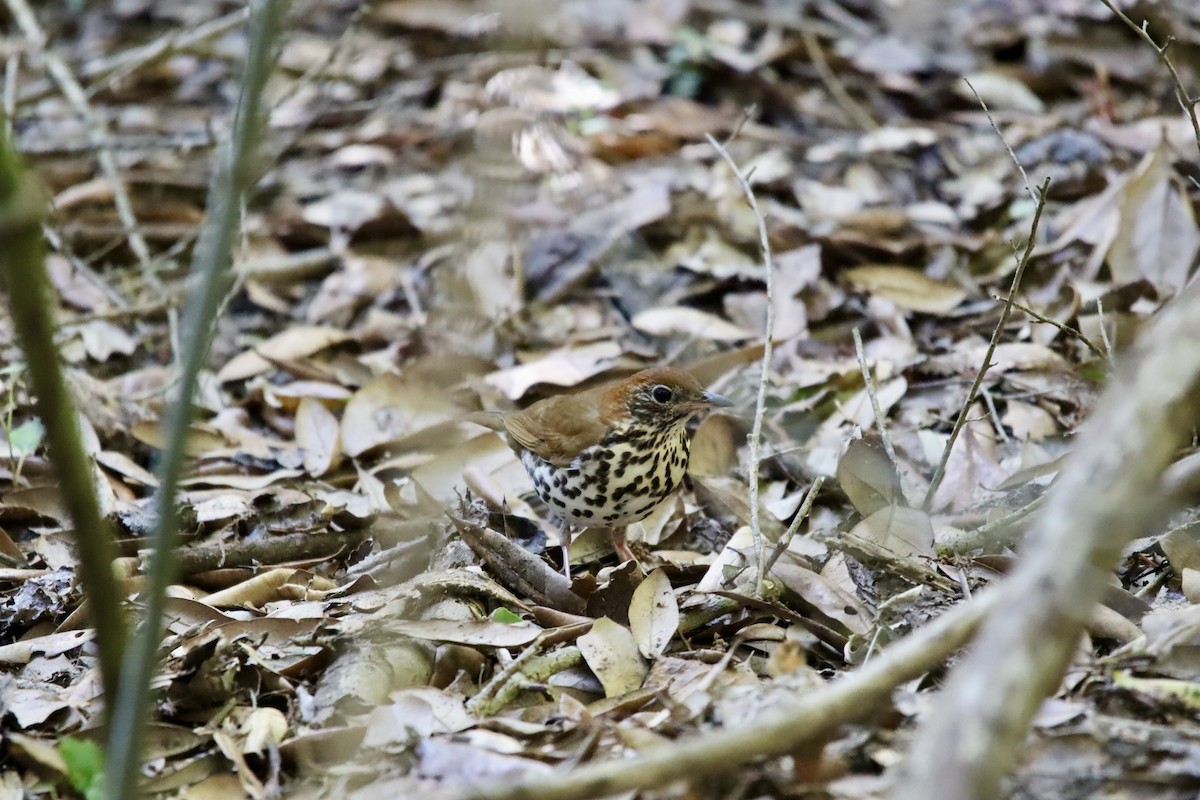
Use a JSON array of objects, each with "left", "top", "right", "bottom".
[
  {"left": 581, "top": 509, "right": 594, "bottom": 519},
  {"left": 614, "top": 465, "right": 626, "bottom": 479},
  {"left": 604, "top": 512, "right": 619, "bottom": 522},
  {"left": 650, "top": 475, "right": 661, "bottom": 493},
  {"left": 552, "top": 497, "right": 566, "bottom": 508}
]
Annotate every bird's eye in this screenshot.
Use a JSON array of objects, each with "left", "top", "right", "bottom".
[{"left": 651, "top": 385, "right": 673, "bottom": 404}]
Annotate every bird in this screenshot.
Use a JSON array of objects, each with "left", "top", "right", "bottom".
[{"left": 473, "top": 366, "right": 731, "bottom": 576}]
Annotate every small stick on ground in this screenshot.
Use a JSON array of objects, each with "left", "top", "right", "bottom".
[
  {"left": 923, "top": 177, "right": 1051, "bottom": 511},
  {"left": 800, "top": 28, "right": 877, "bottom": 130},
  {"left": 706, "top": 125, "right": 775, "bottom": 597},
  {"left": 990, "top": 293, "right": 1104, "bottom": 358},
  {"left": 962, "top": 77, "right": 1036, "bottom": 203},
  {"left": 762, "top": 475, "right": 825, "bottom": 576},
  {"left": 852, "top": 327, "right": 899, "bottom": 471}
]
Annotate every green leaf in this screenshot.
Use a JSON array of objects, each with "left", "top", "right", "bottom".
[
  {"left": 59, "top": 736, "right": 105, "bottom": 798},
  {"left": 490, "top": 607, "right": 523, "bottom": 624},
  {"left": 8, "top": 417, "right": 44, "bottom": 456}
]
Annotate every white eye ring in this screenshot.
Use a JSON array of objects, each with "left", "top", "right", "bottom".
[{"left": 651, "top": 385, "right": 673, "bottom": 403}]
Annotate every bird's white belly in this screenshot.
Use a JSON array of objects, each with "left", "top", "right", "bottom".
[{"left": 521, "top": 429, "right": 690, "bottom": 528}]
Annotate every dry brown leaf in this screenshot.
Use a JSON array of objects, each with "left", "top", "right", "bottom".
[
  {"left": 341, "top": 372, "right": 461, "bottom": 457},
  {"left": 484, "top": 342, "right": 626, "bottom": 400},
  {"left": 771, "top": 559, "right": 873, "bottom": 636},
  {"left": 1108, "top": 141, "right": 1200, "bottom": 290},
  {"left": 631, "top": 306, "right": 753, "bottom": 341},
  {"left": 218, "top": 326, "right": 351, "bottom": 383},
  {"left": 844, "top": 265, "right": 966, "bottom": 314},
  {"left": 384, "top": 619, "right": 543, "bottom": 648}
]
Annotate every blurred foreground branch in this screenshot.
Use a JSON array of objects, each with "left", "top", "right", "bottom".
[
  {"left": 896, "top": 278, "right": 1200, "bottom": 799},
  {"left": 0, "top": 126, "right": 126, "bottom": 709}
]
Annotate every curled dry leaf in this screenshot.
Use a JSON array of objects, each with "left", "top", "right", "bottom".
[
  {"left": 577, "top": 617, "right": 648, "bottom": 697},
  {"left": 844, "top": 265, "right": 966, "bottom": 315},
  {"left": 628, "top": 568, "right": 679, "bottom": 659}
]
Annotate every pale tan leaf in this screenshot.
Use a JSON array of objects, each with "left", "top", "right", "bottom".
[
  {"left": 629, "top": 568, "right": 679, "bottom": 659},
  {"left": 385, "top": 619, "right": 543, "bottom": 647},
  {"left": 218, "top": 326, "right": 351, "bottom": 383},
  {"left": 1109, "top": 141, "right": 1200, "bottom": 290},
  {"left": 577, "top": 617, "right": 647, "bottom": 697},
  {"left": 341, "top": 372, "right": 462, "bottom": 457},
  {"left": 771, "top": 560, "right": 872, "bottom": 635},
  {"left": 631, "top": 307, "right": 753, "bottom": 341},
  {"left": 484, "top": 342, "right": 625, "bottom": 400},
  {"left": 851, "top": 505, "right": 935, "bottom": 557},
  {"left": 295, "top": 397, "right": 341, "bottom": 477},
  {"left": 845, "top": 265, "right": 966, "bottom": 314}
]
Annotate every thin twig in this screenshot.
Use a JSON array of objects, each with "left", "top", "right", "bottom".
[
  {"left": 102, "top": 2, "right": 287, "bottom": 798},
  {"left": 706, "top": 129, "right": 775, "bottom": 597},
  {"left": 1096, "top": 297, "right": 1115, "bottom": 364},
  {"left": 4, "top": 0, "right": 156, "bottom": 280},
  {"left": 762, "top": 475, "right": 825, "bottom": 576},
  {"left": 434, "top": 587, "right": 1000, "bottom": 800},
  {"left": 923, "top": 177, "right": 1052, "bottom": 510},
  {"left": 800, "top": 28, "right": 877, "bottom": 130},
  {"left": 1097, "top": 0, "right": 1200, "bottom": 159},
  {"left": 962, "top": 77, "right": 1036, "bottom": 203},
  {"left": 989, "top": 293, "right": 1104, "bottom": 358},
  {"left": 852, "top": 327, "right": 899, "bottom": 470},
  {"left": 979, "top": 385, "right": 1010, "bottom": 443},
  {"left": 938, "top": 494, "right": 1047, "bottom": 553}
]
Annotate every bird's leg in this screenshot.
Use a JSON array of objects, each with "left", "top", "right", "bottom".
[
  {"left": 559, "top": 525, "right": 573, "bottom": 578},
  {"left": 610, "top": 526, "right": 636, "bottom": 564}
]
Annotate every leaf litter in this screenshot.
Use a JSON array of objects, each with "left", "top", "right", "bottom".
[{"left": 2, "top": 0, "right": 1200, "bottom": 798}]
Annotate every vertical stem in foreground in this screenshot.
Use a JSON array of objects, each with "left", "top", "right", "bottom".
[{"left": 103, "top": 1, "right": 288, "bottom": 798}]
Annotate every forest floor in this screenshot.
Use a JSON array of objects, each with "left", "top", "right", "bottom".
[{"left": 3, "top": 0, "right": 1200, "bottom": 798}]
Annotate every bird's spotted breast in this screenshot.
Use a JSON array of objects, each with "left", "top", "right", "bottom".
[{"left": 519, "top": 426, "right": 690, "bottom": 528}]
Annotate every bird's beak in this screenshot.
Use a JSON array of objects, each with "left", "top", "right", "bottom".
[{"left": 699, "top": 391, "right": 733, "bottom": 408}]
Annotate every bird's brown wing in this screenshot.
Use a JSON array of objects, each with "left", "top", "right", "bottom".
[{"left": 502, "top": 390, "right": 611, "bottom": 466}]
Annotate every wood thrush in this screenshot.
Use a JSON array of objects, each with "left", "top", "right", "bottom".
[{"left": 476, "top": 366, "right": 731, "bottom": 575}]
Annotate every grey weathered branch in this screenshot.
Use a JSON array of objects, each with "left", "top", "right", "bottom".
[{"left": 896, "top": 279, "right": 1200, "bottom": 799}]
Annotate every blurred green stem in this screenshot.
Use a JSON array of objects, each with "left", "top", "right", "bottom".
[
  {"left": 102, "top": 1, "right": 289, "bottom": 798},
  {"left": 0, "top": 127, "right": 126, "bottom": 711}
]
